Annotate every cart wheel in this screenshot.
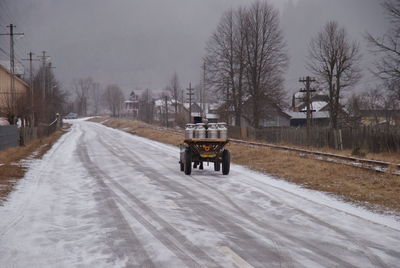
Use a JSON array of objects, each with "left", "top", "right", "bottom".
[
  {"left": 180, "top": 161, "right": 184, "bottom": 172},
  {"left": 184, "top": 149, "right": 192, "bottom": 175},
  {"left": 222, "top": 149, "right": 230, "bottom": 175},
  {"left": 214, "top": 161, "right": 220, "bottom": 171}
]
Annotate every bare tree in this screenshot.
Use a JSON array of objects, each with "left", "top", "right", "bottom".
[
  {"left": 104, "top": 84, "right": 124, "bottom": 117},
  {"left": 139, "top": 89, "right": 154, "bottom": 123},
  {"left": 308, "top": 21, "right": 361, "bottom": 129},
  {"left": 205, "top": 2, "right": 287, "bottom": 128},
  {"left": 166, "top": 72, "right": 180, "bottom": 118},
  {"left": 365, "top": 0, "right": 400, "bottom": 99},
  {"left": 360, "top": 88, "right": 400, "bottom": 126},
  {"left": 73, "top": 77, "right": 93, "bottom": 116},
  {"left": 30, "top": 63, "right": 68, "bottom": 124},
  {"left": 205, "top": 7, "right": 248, "bottom": 126},
  {"left": 91, "top": 82, "right": 102, "bottom": 115},
  {"left": 243, "top": 1, "right": 288, "bottom": 128}
]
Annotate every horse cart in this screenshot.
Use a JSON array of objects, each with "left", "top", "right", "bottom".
[{"left": 179, "top": 123, "right": 230, "bottom": 175}]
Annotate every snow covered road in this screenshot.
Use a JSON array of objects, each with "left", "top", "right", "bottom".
[{"left": 1, "top": 120, "right": 400, "bottom": 267}]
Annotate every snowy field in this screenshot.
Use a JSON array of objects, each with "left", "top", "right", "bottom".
[{"left": 0, "top": 120, "right": 399, "bottom": 267}]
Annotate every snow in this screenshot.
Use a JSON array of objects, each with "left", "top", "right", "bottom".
[
  {"left": 0, "top": 117, "right": 10, "bottom": 126},
  {"left": 286, "top": 111, "right": 330, "bottom": 119},
  {"left": 0, "top": 120, "right": 399, "bottom": 267}
]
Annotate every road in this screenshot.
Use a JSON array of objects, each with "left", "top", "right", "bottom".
[{"left": 1, "top": 120, "right": 399, "bottom": 267}]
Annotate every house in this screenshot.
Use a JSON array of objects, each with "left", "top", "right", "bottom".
[
  {"left": 287, "top": 111, "right": 330, "bottom": 127},
  {"left": 0, "top": 63, "right": 29, "bottom": 122},
  {"left": 358, "top": 109, "right": 400, "bottom": 126},
  {"left": 122, "top": 91, "right": 139, "bottom": 119},
  {"left": 153, "top": 98, "right": 181, "bottom": 125},
  {"left": 292, "top": 91, "right": 330, "bottom": 112},
  {"left": 289, "top": 91, "right": 331, "bottom": 126},
  {"left": 194, "top": 102, "right": 220, "bottom": 123},
  {"left": 243, "top": 99, "right": 291, "bottom": 127}
]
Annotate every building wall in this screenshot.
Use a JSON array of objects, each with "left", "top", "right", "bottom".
[{"left": 0, "top": 65, "right": 29, "bottom": 113}]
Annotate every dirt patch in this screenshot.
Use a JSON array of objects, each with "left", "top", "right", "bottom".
[
  {"left": 88, "top": 117, "right": 400, "bottom": 214},
  {"left": 0, "top": 125, "right": 70, "bottom": 204}
]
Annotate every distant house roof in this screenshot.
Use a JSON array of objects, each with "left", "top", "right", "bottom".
[
  {"left": 0, "top": 62, "right": 29, "bottom": 88},
  {"left": 154, "top": 99, "right": 179, "bottom": 107},
  {"left": 287, "top": 111, "right": 330, "bottom": 119},
  {"left": 206, "top": 113, "right": 219, "bottom": 119},
  {"left": 0, "top": 60, "right": 24, "bottom": 75}
]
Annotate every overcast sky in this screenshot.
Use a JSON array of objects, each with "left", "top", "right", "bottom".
[{"left": 0, "top": 0, "right": 390, "bottom": 99}]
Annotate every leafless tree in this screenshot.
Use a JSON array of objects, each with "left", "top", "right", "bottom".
[
  {"left": 361, "top": 88, "right": 400, "bottom": 126},
  {"left": 365, "top": 0, "right": 400, "bottom": 99},
  {"left": 73, "top": 77, "right": 93, "bottom": 116},
  {"left": 205, "top": 1, "right": 287, "bottom": 128},
  {"left": 308, "top": 21, "right": 361, "bottom": 129},
  {"left": 31, "top": 63, "right": 68, "bottom": 124},
  {"left": 205, "top": 7, "right": 248, "bottom": 126},
  {"left": 91, "top": 82, "right": 102, "bottom": 115},
  {"left": 166, "top": 72, "right": 181, "bottom": 118},
  {"left": 243, "top": 1, "right": 288, "bottom": 128},
  {"left": 104, "top": 84, "right": 124, "bottom": 117},
  {"left": 138, "top": 89, "right": 154, "bottom": 123}
]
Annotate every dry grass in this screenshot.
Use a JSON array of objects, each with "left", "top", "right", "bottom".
[
  {"left": 227, "top": 143, "right": 400, "bottom": 212},
  {"left": 88, "top": 117, "right": 400, "bottom": 214},
  {"left": 0, "top": 125, "right": 70, "bottom": 203}
]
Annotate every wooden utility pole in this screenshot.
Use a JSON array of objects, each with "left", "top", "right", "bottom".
[
  {"left": 23, "top": 52, "right": 40, "bottom": 126},
  {"left": 299, "top": 76, "right": 317, "bottom": 126},
  {"left": 202, "top": 60, "right": 206, "bottom": 118},
  {"left": 0, "top": 24, "right": 24, "bottom": 124},
  {"left": 38, "top": 51, "right": 50, "bottom": 102},
  {"left": 299, "top": 76, "right": 316, "bottom": 144},
  {"left": 164, "top": 95, "right": 168, "bottom": 127},
  {"left": 187, "top": 82, "right": 194, "bottom": 123}
]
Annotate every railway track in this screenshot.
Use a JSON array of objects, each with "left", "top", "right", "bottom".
[
  {"left": 229, "top": 138, "right": 400, "bottom": 176},
  {"left": 102, "top": 122, "right": 400, "bottom": 176}
]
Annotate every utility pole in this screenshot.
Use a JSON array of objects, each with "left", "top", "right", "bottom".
[
  {"left": 46, "top": 62, "right": 56, "bottom": 99},
  {"left": 38, "top": 51, "right": 50, "bottom": 102},
  {"left": 299, "top": 76, "right": 316, "bottom": 144},
  {"left": 164, "top": 94, "right": 168, "bottom": 127},
  {"left": 0, "top": 24, "right": 24, "bottom": 124},
  {"left": 202, "top": 60, "right": 206, "bottom": 118},
  {"left": 23, "top": 52, "right": 40, "bottom": 126},
  {"left": 187, "top": 82, "right": 194, "bottom": 123}
]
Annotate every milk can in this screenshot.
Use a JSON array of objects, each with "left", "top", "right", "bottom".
[
  {"left": 207, "top": 123, "right": 218, "bottom": 139},
  {"left": 217, "top": 123, "right": 228, "bottom": 139},
  {"left": 195, "top": 123, "right": 206, "bottom": 139},
  {"left": 185, "top": 124, "right": 195, "bottom": 139}
]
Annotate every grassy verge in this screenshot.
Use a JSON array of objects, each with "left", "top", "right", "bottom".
[
  {"left": 0, "top": 124, "right": 70, "bottom": 204},
  {"left": 88, "top": 117, "right": 400, "bottom": 215}
]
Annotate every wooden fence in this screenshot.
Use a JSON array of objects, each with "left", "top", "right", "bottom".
[
  {"left": 0, "top": 125, "right": 18, "bottom": 151},
  {"left": 0, "top": 118, "right": 61, "bottom": 151},
  {"left": 228, "top": 125, "right": 400, "bottom": 153}
]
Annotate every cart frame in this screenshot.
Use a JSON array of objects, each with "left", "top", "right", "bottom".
[{"left": 179, "top": 138, "right": 230, "bottom": 175}]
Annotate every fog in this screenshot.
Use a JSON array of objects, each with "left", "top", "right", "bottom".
[{"left": 0, "top": 0, "right": 390, "bottom": 98}]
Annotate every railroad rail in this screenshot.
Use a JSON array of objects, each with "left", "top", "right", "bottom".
[
  {"left": 229, "top": 138, "right": 400, "bottom": 176},
  {"left": 103, "top": 122, "right": 400, "bottom": 176}
]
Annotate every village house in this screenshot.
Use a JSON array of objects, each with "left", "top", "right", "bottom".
[
  {"left": 0, "top": 62, "right": 29, "bottom": 124},
  {"left": 289, "top": 91, "right": 331, "bottom": 126},
  {"left": 358, "top": 109, "right": 400, "bottom": 126},
  {"left": 121, "top": 91, "right": 140, "bottom": 119}
]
